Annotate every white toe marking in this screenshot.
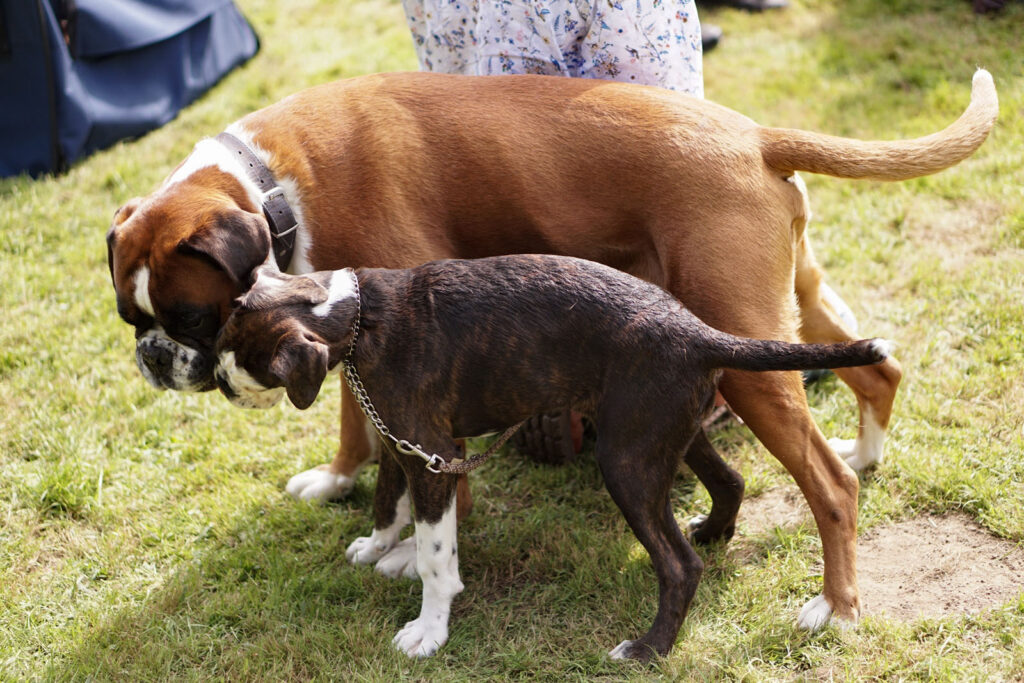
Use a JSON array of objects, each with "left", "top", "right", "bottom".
[
  {"left": 312, "top": 269, "right": 357, "bottom": 317},
  {"left": 685, "top": 514, "right": 708, "bottom": 542},
  {"left": 285, "top": 467, "right": 356, "bottom": 501},
  {"left": 609, "top": 640, "right": 635, "bottom": 660},
  {"left": 830, "top": 406, "right": 886, "bottom": 471},
  {"left": 375, "top": 537, "right": 419, "bottom": 579},
  {"left": 346, "top": 494, "right": 411, "bottom": 565},
  {"left": 798, "top": 594, "right": 833, "bottom": 632},
  {"left": 393, "top": 497, "right": 463, "bottom": 658}
]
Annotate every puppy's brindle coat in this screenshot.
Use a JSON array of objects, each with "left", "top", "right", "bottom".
[{"left": 215, "top": 255, "right": 888, "bottom": 660}]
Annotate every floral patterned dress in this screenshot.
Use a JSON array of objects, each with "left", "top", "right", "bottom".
[{"left": 401, "top": 0, "right": 704, "bottom": 97}]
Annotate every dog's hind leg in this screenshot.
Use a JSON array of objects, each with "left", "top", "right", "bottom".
[
  {"left": 720, "top": 369, "right": 861, "bottom": 630},
  {"left": 596, "top": 424, "right": 704, "bottom": 661},
  {"left": 656, "top": 205, "right": 862, "bottom": 630},
  {"left": 684, "top": 430, "right": 744, "bottom": 545},
  {"left": 795, "top": 237, "right": 902, "bottom": 470}
]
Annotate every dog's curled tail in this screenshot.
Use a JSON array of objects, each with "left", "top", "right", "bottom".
[
  {"left": 759, "top": 69, "right": 997, "bottom": 181},
  {"left": 703, "top": 336, "right": 891, "bottom": 374}
]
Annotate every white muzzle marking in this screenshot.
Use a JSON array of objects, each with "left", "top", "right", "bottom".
[{"left": 216, "top": 350, "right": 285, "bottom": 409}]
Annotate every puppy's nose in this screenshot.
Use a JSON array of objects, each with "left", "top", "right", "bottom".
[{"left": 214, "top": 370, "right": 238, "bottom": 400}]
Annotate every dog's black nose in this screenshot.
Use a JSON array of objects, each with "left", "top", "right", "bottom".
[{"left": 139, "top": 342, "right": 174, "bottom": 377}]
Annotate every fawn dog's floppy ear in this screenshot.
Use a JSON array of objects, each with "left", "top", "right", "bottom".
[
  {"left": 177, "top": 210, "right": 271, "bottom": 287},
  {"left": 269, "top": 333, "right": 329, "bottom": 409}
]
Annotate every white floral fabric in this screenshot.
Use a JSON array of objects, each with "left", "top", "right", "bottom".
[{"left": 401, "top": 0, "right": 704, "bottom": 97}]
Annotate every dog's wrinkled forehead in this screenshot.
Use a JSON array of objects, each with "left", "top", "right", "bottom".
[
  {"left": 238, "top": 266, "right": 356, "bottom": 316},
  {"left": 238, "top": 266, "right": 328, "bottom": 310}
]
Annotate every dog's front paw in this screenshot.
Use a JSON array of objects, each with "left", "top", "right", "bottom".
[
  {"left": 286, "top": 465, "right": 354, "bottom": 501},
  {"left": 609, "top": 639, "right": 655, "bottom": 662},
  {"left": 375, "top": 537, "right": 419, "bottom": 579},
  {"left": 346, "top": 535, "right": 392, "bottom": 565},
  {"left": 393, "top": 617, "right": 447, "bottom": 657},
  {"left": 685, "top": 513, "right": 736, "bottom": 546}
]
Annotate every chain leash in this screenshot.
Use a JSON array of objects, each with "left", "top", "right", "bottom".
[{"left": 339, "top": 270, "right": 523, "bottom": 475}]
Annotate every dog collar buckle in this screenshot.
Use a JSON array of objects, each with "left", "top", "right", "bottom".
[{"left": 215, "top": 131, "right": 298, "bottom": 271}]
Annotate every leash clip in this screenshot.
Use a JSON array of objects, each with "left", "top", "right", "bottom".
[
  {"left": 396, "top": 439, "right": 444, "bottom": 473},
  {"left": 394, "top": 439, "right": 420, "bottom": 456}
]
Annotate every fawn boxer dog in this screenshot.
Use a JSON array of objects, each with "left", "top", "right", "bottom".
[
  {"left": 107, "top": 70, "right": 998, "bottom": 629},
  {"left": 213, "top": 255, "right": 891, "bottom": 659}
]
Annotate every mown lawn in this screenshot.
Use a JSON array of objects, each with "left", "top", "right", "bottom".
[{"left": 1, "top": 0, "right": 1022, "bottom": 679}]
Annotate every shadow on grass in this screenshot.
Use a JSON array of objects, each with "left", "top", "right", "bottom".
[{"left": 48, "top": 453, "right": 749, "bottom": 679}]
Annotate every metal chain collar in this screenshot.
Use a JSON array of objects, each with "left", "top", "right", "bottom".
[{"left": 339, "top": 269, "right": 523, "bottom": 475}]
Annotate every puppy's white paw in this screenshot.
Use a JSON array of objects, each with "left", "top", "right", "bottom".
[
  {"left": 797, "top": 594, "right": 833, "bottom": 632},
  {"left": 375, "top": 537, "right": 419, "bottom": 579},
  {"left": 285, "top": 466, "right": 354, "bottom": 501},
  {"left": 393, "top": 617, "right": 447, "bottom": 657},
  {"left": 609, "top": 640, "right": 635, "bottom": 660},
  {"left": 685, "top": 514, "right": 708, "bottom": 541},
  {"left": 346, "top": 535, "right": 391, "bottom": 565}
]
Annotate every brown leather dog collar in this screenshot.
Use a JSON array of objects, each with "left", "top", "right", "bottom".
[{"left": 215, "top": 131, "right": 298, "bottom": 271}]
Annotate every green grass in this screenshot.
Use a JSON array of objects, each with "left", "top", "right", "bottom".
[{"left": 2, "top": 0, "right": 1023, "bottom": 679}]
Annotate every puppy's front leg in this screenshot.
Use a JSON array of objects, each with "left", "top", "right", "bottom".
[
  {"left": 393, "top": 472, "right": 463, "bottom": 658},
  {"left": 346, "top": 447, "right": 409, "bottom": 565}
]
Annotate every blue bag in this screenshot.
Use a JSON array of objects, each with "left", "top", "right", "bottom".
[{"left": 0, "top": 0, "right": 259, "bottom": 178}]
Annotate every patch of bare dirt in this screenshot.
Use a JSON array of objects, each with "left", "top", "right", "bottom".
[
  {"left": 735, "top": 486, "right": 1024, "bottom": 620},
  {"left": 736, "top": 485, "right": 812, "bottom": 538},
  {"left": 857, "top": 513, "right": 1024, "bottom": 620}
]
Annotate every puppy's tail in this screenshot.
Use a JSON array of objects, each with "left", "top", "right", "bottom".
[
  {"left": 701, "top": 335, "right": 891, "bottom": 374},
  {"left": 759, "top": 69, "right": 997, "bottom": 181}
]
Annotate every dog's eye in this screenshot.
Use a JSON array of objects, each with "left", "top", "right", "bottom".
[
  {"left": 169, "top": 307, "right": 217, "bottom": 338},
  {"left": 180, "top": 312, "right": 205, "bottom": 331}
]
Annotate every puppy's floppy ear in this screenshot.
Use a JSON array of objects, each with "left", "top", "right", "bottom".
[
  {"left": 239, "top": 267, "right": 330, "bottom": 311},
  {"left": 269, "top": 334, "right": 330, "bottom": 410},
  {"left": 177, "top": 210, "right": 272, "bottom": 286}
]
